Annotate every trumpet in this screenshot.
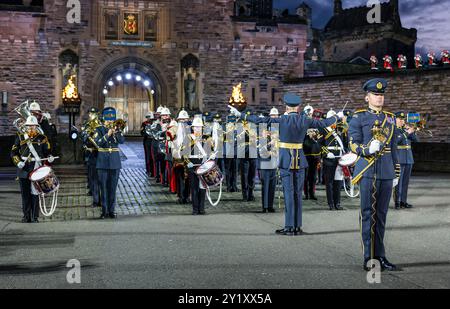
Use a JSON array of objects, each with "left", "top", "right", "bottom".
[
  {"left": 106, "top": 119, "right": 127, "bottom": 132},
  {"left": 405, "top": 120, "right": 433, "bottom": 137}
]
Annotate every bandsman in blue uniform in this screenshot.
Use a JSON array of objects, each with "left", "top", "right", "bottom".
[
  {"left": 229, "top": 94, "right": 344, "bottom": 235},
  {"left": 11, "top": 116, "right": 54, "bottom": 223},
  {"left": 81, "top": 107, "right": 102, "bottom": 208},
  {"left": 348, "top": 78, "right": 400, "bottom": 271},
  {"left": 393, "top": 112, "right": 417, "bottom": 209},
  {"left": 257, "top": 107, "right": 280, "bottom": 213},
  {"left": 94, "top": 108, "right": 125, "bottom": 219}
]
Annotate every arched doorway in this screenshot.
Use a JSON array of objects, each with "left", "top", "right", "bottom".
[{"left": 92, "top": 56, "right": 167, "bottom": 135}]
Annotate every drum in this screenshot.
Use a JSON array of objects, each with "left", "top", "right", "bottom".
[
  {"left": 339, "top": 152, "right": 358, "bottom": 167},
  {"left": 29, "top": 166, "right": 60, "bottom": 195},
  {"left": 196, "top": 160, "right": 224, "bottom": 189}
]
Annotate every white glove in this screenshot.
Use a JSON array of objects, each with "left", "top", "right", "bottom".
[
  {"left": 326, "top": 152, "right": 336, "bottom": 159},
  {"left": 368, "top": 140, "right": 381, "bottom": 154},
  {"left": 17, "top": 161, "right": 25, "bottom": 169},
  {"left": 48, "top": 155, "right": 55, "bottom": 163},
  {"left": 337, "top": 111, "right": 345, "bottom": 119},
  {"left": 228, "top": 105, "right": 242, "bottom": 118},
  {"left": 187, "top": 162, "right": 194, "bottom": 169},
  {"left": 209, "top": 153, "right": 216, "bottom": 161},
  {"left": 393, "top": 178, "right": 399, "bottom": 188}
]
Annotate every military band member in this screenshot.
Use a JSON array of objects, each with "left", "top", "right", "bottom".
[
  {"left": 303, "top": 129, "right": 321, "bottom": 200},
  {"left": 321, "top": 110, "right": 347, "bottom": 211},
  {"left": 151, "top": 106, "right": 164, "bottom": 181},
  {"left": 141, "top": 112, "right": 155, "bottom": 177},
  {"left": 173, "top": 110, "right": 191, "bottom": 204},
  {"left": 184, "top": 115, "right": 214, "bottom": 215},
  {"left": 224, "top": 115, "right": 239, "bottom": 193},
  {"left": 29, "top": 101, "right": 57, "bottom": 155},
  {"left": 81, "top": 107, "right": 101, "bottom": 208},
  {"left": 394, "top": 112, "right": 417, "bottom": 209},
  {"left": 95, "top": 108, "right": 125, "bottom": 219},
  {"left": 258, "top": 107, "right": 280, "bottom": 213},
  {"left": 348, "top": 78, "right": 400, "bottom": 271},
  {"left": 212, "top": 113, "right": 226, "bottom": 175},
  {"left": 230, "top": 94, "right": 344, "bottom": 236},
  {"left": 239, "top": 110, "right": 257, "bottom": 202},
  {"left": 11, "top": 116, "right": 54, "bottom": 223}
]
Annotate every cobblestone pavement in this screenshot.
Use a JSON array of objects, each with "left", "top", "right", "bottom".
[{"left": 0, "top": 138, "right": 360, "bottom": 222}]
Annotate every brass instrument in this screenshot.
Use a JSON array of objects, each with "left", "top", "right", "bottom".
[
  {"left": 106, "top": 119, "right": 127, "bottom": 132},
  {"left": 81, "top": 118, "right": 102, "bottom": 149},
  {"left": 407, "top": 117, "right": 433, "bottom": 137},
  {"left": 13, "top": 100, "right": 45, "bottom": 135}
]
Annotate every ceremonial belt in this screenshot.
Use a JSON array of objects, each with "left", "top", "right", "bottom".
[
  {"left": 98, "top": 148, "right": 120, "bottom": 153},
  {"left": 397, "top": 145, "right": 411, "bottom": 150},
  {"left": 278, "top": 142, "right": 303, "bottom": 150}
]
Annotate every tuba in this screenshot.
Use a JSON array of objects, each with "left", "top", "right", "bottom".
[{"left": 13, "top": 100, "right": 44, "bottom": 135}]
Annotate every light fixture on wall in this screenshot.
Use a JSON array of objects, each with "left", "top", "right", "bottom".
[
  {"left": 1, "top": 91, "right": 8, "bottom": 107},
  {"left": 144, "top": 80, "right": 150, "bottom": 87}
]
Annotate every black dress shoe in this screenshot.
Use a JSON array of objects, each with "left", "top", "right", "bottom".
[
  {"left": 268, "top": 208, "right": 275, "bottom": 213},
  {"left": 192, "top": 211, "right": 199, "bottom": 216},
  {"left": 31, "top": 218, "right": 39, "bottom": 223},
  {"left": 404, "top": 203, "right": 413, "bottom": 209},
  {"left": 262, "top": 209, "right": 267, "bottom": 213},
  {"left": 294, "top": 227, "right": 304, "bottom": 236},
  {"left": 378, "top": 257, "right": 399, "bottom": 271},
  {"left": 199, "top": 210, "right": 206, "bottom": 215},
  {"left": 109, "top": 213, "right": 117, "bottom": 219},
  {"left": 99, "top": 214, "right": 106, "bottom": 219},
  {"left": 310, "top": 195, "right": 318, "bottom": 201},
  {"left": 275, "top": 228, "right": 294, "bottom": 236},
  {"left": 328, "top": 205, "right": 334, "bottom": 211},
  {"left": 395, "top": 203, "right": 401, "bottom": 210},
  {"left": 22, "top": 217, "right": 30, "bottom": 223},
  {"left": 363, "top": 258, "right": 372, "bottom": 271},
  {"left": 247, "top": 196, "right": 255, "bottom": 202},
  {"left": 303, "top": 196, "right": 309, "bottom": 200},
  {"left": 334, "top": 204, "right": 344, "bottom": 211}
]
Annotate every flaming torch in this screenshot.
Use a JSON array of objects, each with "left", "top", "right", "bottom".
[
  {"left": 229, "top": 83, "right": 247, "bottom": 112},
  {"left": 62, "top": 75, "right": 81, "bottom": 106}
]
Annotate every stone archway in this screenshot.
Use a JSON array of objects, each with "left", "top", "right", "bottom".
[{"left": 91, "top": 56, "right": 168, "bottom": 134}]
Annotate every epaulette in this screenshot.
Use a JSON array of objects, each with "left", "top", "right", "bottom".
[{"left": 354, "top": 109, "right": 367, "bottom": 114}]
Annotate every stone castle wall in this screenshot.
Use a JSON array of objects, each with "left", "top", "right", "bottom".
[
  {"left": 284, "top": 68, "right": 450, "bottom": 143},
  {"left": 0, "top": 0, "right": 306, "bottom": 136}
]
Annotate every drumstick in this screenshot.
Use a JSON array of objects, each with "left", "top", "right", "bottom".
[{"left": 340, "top": 101, "right": 349, "bottom": 113}]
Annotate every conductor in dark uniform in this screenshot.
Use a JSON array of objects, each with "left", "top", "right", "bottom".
[
  {"left": 230, "top": 94, "right": 344, "bottom": 235},
  {"left": 303, "top": 129, "right": 321, "bottom": 200},
  {"left": 141, "top": 112, "right": 155, "bottom": 177},
  {"left": 348, "top": 78, "right": 400, "bottom": 271},
  {"left": 224, "top": 115, "right": 239, "bottom": 192},
  {"left": 95, "top": 108, "right": 125, "bottom": 219},
  {"left": 394, "top": 112, "right": 417, "bottom": 209}
]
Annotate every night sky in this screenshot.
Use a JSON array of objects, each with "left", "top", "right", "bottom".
[{"left": 274, "top": 0, "right": 450, "bottom": 53}]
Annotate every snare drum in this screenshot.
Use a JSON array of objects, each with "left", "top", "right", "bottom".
[
  {"left": 29, "top": 166, "right": 60, "bottom": 195},
  {"left": 338, "top": 152, "right": 358, "bottom": 167},
  {"left": 195, "top": 160, "right": 224, "bottom": 189}
]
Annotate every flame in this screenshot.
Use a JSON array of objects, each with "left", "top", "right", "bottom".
[
  {"left": 62, "top": 75, "right": 79, "bottom": 100},
  {"left": 229, "top": 83, "right": 246, "bottom": 104}
]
